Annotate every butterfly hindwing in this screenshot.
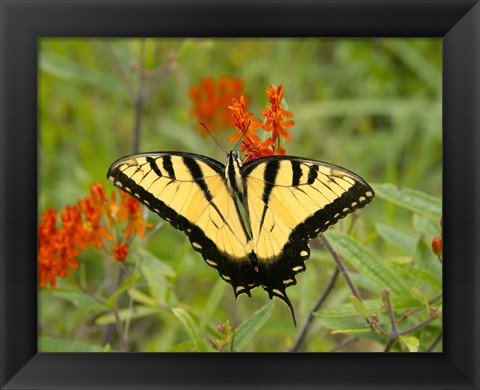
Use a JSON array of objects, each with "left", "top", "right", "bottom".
[
  {"left": 107, "top": 152, "right": 259, "bottom": 297},
  {"left": 242, "top": 156, "right": 374, "bottom": 306}
]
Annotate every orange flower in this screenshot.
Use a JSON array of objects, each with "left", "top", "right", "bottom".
[
  {"left": 227, "top": 96, "right": 263, "bottom": 141},
  {"left": 114, "top": 242, "right": 129, "bottom": 262},
  {"left": 61, "top": 205, "right": 89, "bottom": 250},
  {"left": 78, "top": 196, "right": 113, "bottom": 248},
  {"left": 38, "top": 182, "right": 152, "bottom": 288},
  {"left": 55, "top": 229, "right": 79, "bottom": 276},
  {"left": 189, "top": 76, "right": 246, "bottom": 135},
  {"left": 241, "top": 133, "right": 275, "bottom": 160},
  {"left": 262, "top": 84, "right": 295, "bottom": 144},
  {"left": 227, "top": 84, "right": 294, "bottom": 162},
  {"left": 38, "top": 209, "right": 61, "bottom": 288}
]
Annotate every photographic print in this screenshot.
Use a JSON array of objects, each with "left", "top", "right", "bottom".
[{"left": 38, "top": 38, "right": 442, "bottom": 353}]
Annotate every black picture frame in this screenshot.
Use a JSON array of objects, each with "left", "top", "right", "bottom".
[{"left": 1, "top": 0, "right": 479, "bottom": 389}]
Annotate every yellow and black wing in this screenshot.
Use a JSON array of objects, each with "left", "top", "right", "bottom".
[
  {"left": 107, "top": 152, "right": 259, "bottom": 297},
  {"left": 242, "top": 156, "right": 374, "bottom": 308}
]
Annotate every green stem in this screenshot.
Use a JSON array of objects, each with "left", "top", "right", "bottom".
[
  {"left": 319, "top": 234, "right": 362, "bottom": 302},
  {"left": 289, "top": 267, "right": 340, "bottom": 352}
]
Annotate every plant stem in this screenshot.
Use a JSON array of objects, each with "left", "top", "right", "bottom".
[
  {"left": 426, "top": 332, "right": 442, "bottom": 352},
  {"left": 397, "top": 314, "right": 438, "bottom": 336},
  {"left": 103, "top": 41, "right": 135, "bottom": 97},
  {"left": 383, "top": 338, "right": 397, "bottom": 352},
  {"left": 384, "top": 290, "right": 399, "bottom": 337},
  {"left": 328, "top": 336, "right": 357, "bottom": 352},
  {"left": 383, "top": 290, "right": 399, "bottom": 352},
  {"left": 289, "top": 267, "right": 340, "bottom": 352},
  {"left": 319, "top": 234, "right": 363, "bottom": 302},
  {"left": 132, "top": 39, "right": 146, "bottom": 154}
]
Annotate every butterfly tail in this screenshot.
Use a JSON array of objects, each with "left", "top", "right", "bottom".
[{"left": 271, "top": 289, "right": 297, "bottom": 327}]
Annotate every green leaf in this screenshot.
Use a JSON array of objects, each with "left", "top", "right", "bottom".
[
  {"left": 107, "top": 274, "right": 141, "bottom": 309},
  {"left": 172, "top": 308, "right": 208, "bottom": 352},
  {"left": 168, "top": 340, "right": 195, "bottom": 352},
  {"left": 389, "top": 262, "right": 442, "bottom": 290},
  {"left": 43, "top": 290, "right": 106, "bottom": 311},
  {"left": 349, "top": 295, "right": 369, "bottom": 320},
  {"left": 331, "top": 328, "right": 372, "bottom": 335},
  {"left": 372, "top": 183, "right": 442, "bottom": 220},
  {"left": 399, "top": 335, "right": 420, "bottom": 352},
  {"left": 376, "top": 223, "right": 417, "bottom": 254},
  {"left": 39, "top": 336, "right": 107, "bottom": 352},
  {"left": 411, "top": 288, "right": 430, "bottom": 313},
  {"left": 410, "top": 239, "right": 442, "bottom": 288},
  {"left": 138, "top": 247, "right": 176, "bottom": 278},
  {"left": 139, "top": 248, "right": 176, "bottom": 305},
  {"left": 325, "top": 231, "right": 412, "bottom": 297},
  {"left": 200, "top": 278, "right": 227, "bottom": 329},
  {"left": 234, "top": 301, "right": 274, "bottom": 351},
  {"left": 315, "top": 296, "right": 422, "bottom": 318},
  {"left": 128, "top": 288, "right": 158, "bottom": 307},
  {"left": 40, "top": 52, "right": 128, "bottom": 97},
  {"left": 412, "top": 215, "right": 440, "bottom": 243},
  {"left": 95, "top": 305, "right": 161, "bottom": 325}
]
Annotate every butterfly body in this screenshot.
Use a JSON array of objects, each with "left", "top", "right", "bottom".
[{"left": 108, "top": 151, "right": 374, "bottom": 324}]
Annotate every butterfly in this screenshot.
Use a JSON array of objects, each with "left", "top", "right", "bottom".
[{"left": 107, "top": 151, "right": 374, "bottom": 324}]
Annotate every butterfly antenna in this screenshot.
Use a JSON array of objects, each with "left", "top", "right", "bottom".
[
  {"left": 200, "top": 123, "right": 227, "bottom": 154},
  {"left": 241, "top": 141, "right": 256, "bottom": 164},
  {"left": 233, "top": 121, "right": 251, "bottom": 153}
]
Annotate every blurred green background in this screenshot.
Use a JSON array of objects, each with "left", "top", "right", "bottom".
[{"left": 38, "top": 38, "right": 442, "bottom": 352}]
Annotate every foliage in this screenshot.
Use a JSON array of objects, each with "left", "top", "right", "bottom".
[{"left": 38, "top": 38, "right": 442, "bottom": 352}]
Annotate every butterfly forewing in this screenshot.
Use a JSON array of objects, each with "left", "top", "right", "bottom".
[
  {"left": 107, "top": 152, "right": 259, "bottom": 297},
  {"left": 241, "top": 156, "right": 374, "bottom": 303}
]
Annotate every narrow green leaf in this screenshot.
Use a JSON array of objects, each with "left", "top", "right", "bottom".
[
  {"left": 172, "top": 308, "right": 208, "bottom": 352},
  {"left": 412, "top": 239, "right": 442, "bottom": 281},
  {"left": 234, "top": 301, "right": 274, "bottom": 351},
  {"left": 318, "top": 318, "right": 368, "bottom": 331},
  {"left": 349, "top": 295, "right": 369, "bottom": 320},
  {"left": 168, "top": 340, "right": 195, "bottom": 352},
  {"left": 376, "top": 223, "right": 417, "bottom": 254},
  {"left": 139, "top": 247, "right": 176, "bottom": 305},
  {"left": 40, "top": 53, "right": 128, "bottom": 97},
  {"left": 95, "top": 305, "right": 160, "bottom": 325},
  {"left": 139, "top": 247, "right": 176, "bottom": 278},
  {"left": 315, "top": 296, "right": 422, "bottom": 318},
  {"left": 200, "top": 278, "right": 227, "bottom": 329},
  {"left": 372, "top": 183, "right": 442, "bottom": 220},
  {"left": 107, "top": 274, "right": 141, "bottom": 309},
  {"left": 325, "top": 231, "right": 411, "bottom": 297},
  {"left": 412, "top": 215, "right": 440, "bottom": 243},
  {"left": 128, "top": 288, "right": 158, "bottom": 307},
  {"left": 39, "top": 337, "right": 106, "bottom": 352},
  {"left": 399, "top": 335, "right": 420, "bottom": 352},
  {"left": 331, "top": 328, "right": 372, "bottom": 335},
  {"left": 411, "top": 288, "right": 430, "bottom": 313},
  {"left": 44, "top": 290, "right": 106, "bottom": 311},
  {"left": 390, "top": 262, "right": 442, "bottom": 289}
]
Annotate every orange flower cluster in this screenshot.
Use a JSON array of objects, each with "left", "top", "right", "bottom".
[
  {"left": 38, "top": 183, "right": 153, "bottom": 289},
  {"left": 189, "top": 76, "right": 246, "bottom": 135},
  {"left": 228, "top": 84, "right": 295, "bottom": 162}
]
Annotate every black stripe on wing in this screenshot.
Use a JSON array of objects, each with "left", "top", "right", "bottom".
[{"left": 243, "top": 155, "right": 375, "bottom": 242}]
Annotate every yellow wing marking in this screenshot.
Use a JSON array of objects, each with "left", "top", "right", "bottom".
[
  {"left": 245, "top": 160, "right": 359, "bottom": 260},
  {"left": 115, "top": 155, "right": 250, "bottom": 257}
]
